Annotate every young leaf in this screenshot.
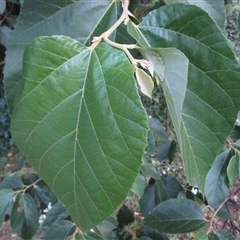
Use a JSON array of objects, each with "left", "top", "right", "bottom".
[
  {"left": 44, "top": 220, "right": 75, "bottom": 240},
  {"left": 4, "top": 0, "right": 123, "bottom": 112},
  {"left": 141, "top": 155, "right": 161, "bottom": 180},
  {"left": 135, "top": 67, "right": 154, "bottom": 98},
  {"left": 11, "top": 193, "right": 39, "bottom": 239},
  {"left": 131, "top": 3, "right": 240, "bottom": 191},
  {"left": 144, "top": 199, "right": 206, "bottom": 233},
  {"left": 227, "top": 152, "right": 240, "bottom": 185},
  {"left": 11, "top": 36, "right": 148, "bottom": 231},
  {"left": 204, "top": 150, "right": 234, "bottom": 210},
  {"left": 0, "top": 189, "right": 14, "bottom": 227}
]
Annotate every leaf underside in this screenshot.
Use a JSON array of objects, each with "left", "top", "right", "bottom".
[
  {"left": 11, "top": 36, "right": 148, "bottom": 231},
  {"left": 129, "top": 3, "right": 240, "bottom": 191}
]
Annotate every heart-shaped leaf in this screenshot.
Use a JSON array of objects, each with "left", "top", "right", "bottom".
[{"left": 11, "top": 36, "right": 148, "bottom": 231}]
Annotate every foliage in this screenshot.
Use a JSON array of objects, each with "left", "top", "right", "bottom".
[{"left": 0, "top": 0, "right": 240, "bottom": 239}]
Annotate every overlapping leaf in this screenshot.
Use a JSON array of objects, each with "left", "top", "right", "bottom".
[
  {"left": 11, "top": 36, "right": 148, "bottom": 231},
  {"left": 144, "top": 199, "right": 206, "bottom": 233},
  {"left": 129, "top": 3, "right": 240, "bottom": 191},
  {"left": 163, "top": 0, "right": 226, "bottom": 30},
  {"left": 4, "top": 0, "right": 123, "bottom": 112}
]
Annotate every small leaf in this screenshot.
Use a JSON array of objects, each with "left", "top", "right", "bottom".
[
  {"left": 45, "top": 220, "right": 75, "bottom": 240},
  {"left": 144, "top": 199, "right": 206, "bottom": 233},
  {"left": 42, "top": 201, "right": 69, "bottom": 237},
  {"left": 148, "top": 118, "right": 168, "bottom": 142},
  {"left": 11, "top": 193, "right": 39, "bottom": 239},
  {"left": 205, "top": 150, "right": 234, "bottom": 210},
  {"left": 227, "top": 152, "right": 240, "bottom": 185},
  {"left": 155, "top": 175, "right": 183, "bottom": 202},
  {"left": 0, "top": 189, "right": 14, "bottom": 227},
  {"left": 135, "top": 67, "right": 154, "bottom": 98},
  {"left": 156, "top": 141, "right": 173, "bottom": 162},
  {"left": 146, "top": 130, "right": 156, "bottom": 154},
  {"left": 140, "top": 185, "right": 159, "bottom": 217},
  {"left": 96, "top": 216, "right": 118, "bottom": 240},
  {"left": 138, "top": 227, "right": 170, "bottom": 240},
  {"left": 141, "top": 155, "right": 161, "bottom": 180},
  {"left": 76, "top": 231, "right": 106, "bottom": 240},
  {"left": 194, "top": 231, "right": 220, "bottom": 240},
  {"left": 215, "top": 230, "right": 236, "bottom": 240},
  {"left": 0, "top": 174, "right": 24, "bottom": 190},
  {"left": 131, "top": 173, "right": 146, "bottom": 197}
]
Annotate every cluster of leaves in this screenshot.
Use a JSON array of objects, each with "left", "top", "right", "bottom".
[{"left": 0, "top": 0, "right": 240, "bottom": 239}]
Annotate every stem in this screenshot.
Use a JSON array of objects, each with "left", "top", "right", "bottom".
[
  {"left": 23, "top": 178, "right": 42, "bottom": 193},
  {"left": 208, "top": 186, "right": 240, "bottom": 233}
]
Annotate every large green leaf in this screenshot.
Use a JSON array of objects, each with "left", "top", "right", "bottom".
[
  {"left": 163, "top": 0, "right": 226, "bottom": 30},
  {"left": 11, "top": 36, "right": 148, "bottom": 231},
  {"left": 144, "top": 198, "right": 206, "bottom": 233},
  {"left": 129, "top": 3, "right": 240, "bottom": 191},
  {"left": 4, "top": 0, "right": 123, "bottom": 112}
]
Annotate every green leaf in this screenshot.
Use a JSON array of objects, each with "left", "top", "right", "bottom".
[
  {"left": 42, "top": 201, "right": 69, "bottom": 237},
  {"left": 4, "top": 0, "right": 123, "bottom": 112},
  {"left": 215, "top": 230, "right": 236, "bottom": 240},
  {"left": 76, "top": 231, "right": 106, "bottom": 240},
  {"left": 131, "top": 173, "right": 146, "bottom": 197},
  {"left": 0, "top": 173, "right": 24, "bottom": 190},
  {"left": 0, "top": 189, "right": 14, "bottom": 227},
  {"left": 148, "top": 118, "right": 168, "bottom": 142},
  {"left": 141, "top": 155, "right": 161, "bottom": 180},
  {"left": 204, "top": 150, "right": 234, "bottom": 210},
  {"left": 144, "top": 199, "right": 206, "bottom": 233},
  {"left": 155, "top": 175, "right": 183, "bottom": 202},
  {"left": 45, "top": 220, "right": 75, "bottom": 240},
  {"left": 194, "top": 231, "right": 220, "bottom": 240},
  {"left": 227, "top": 152, "right": 240, "bottom": 185},
  {"left": 163, "top": 0, "right": 226, "bottom": 30},
  {"left": 140, "top": 185, "right": 159, "bottom": 217},
  {"left": 11, "top": 36, "right": 148, "bottom": 231},
  {"left": 11, "top": 193, "right": 39, "bottom": 239},
  {"left": 131, "top": 3, "right": 240, "bottom": 191},
  {"left": 96, "top": 216, "right": 118, "bottom": 240}
]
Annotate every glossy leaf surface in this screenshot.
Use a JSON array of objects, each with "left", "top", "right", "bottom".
[
  {"left": 130, "top": 3, "right": 240, "bottom": 191},
  {"left": 144, "top": 199, "right": 206, "bottom": 233},
  {"left": 11, "top": 36, "right": 148, "bottom": 231}
]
